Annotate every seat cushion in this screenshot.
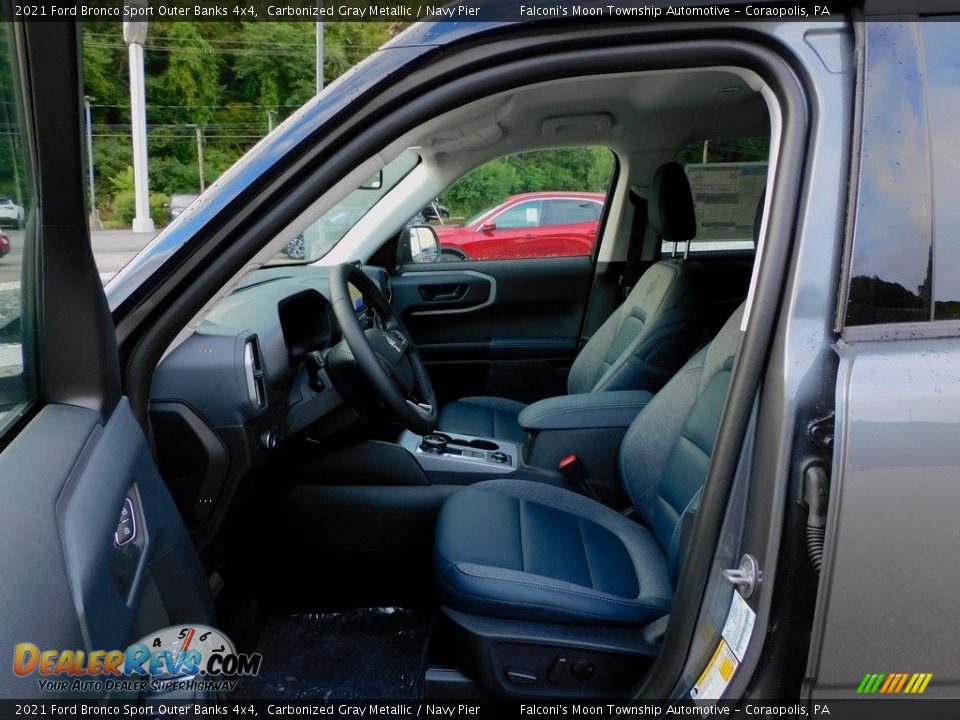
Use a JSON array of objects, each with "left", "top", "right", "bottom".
[
  {"left": 436, "top": 396, "right": 528, "bottom": 443},
  {"left": 434, "top": 479, "right": 673, "bottom": 625}
]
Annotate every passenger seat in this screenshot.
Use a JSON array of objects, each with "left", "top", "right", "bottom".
[{"left": 436, "top": 162, "right": 706, "bottom": 442}]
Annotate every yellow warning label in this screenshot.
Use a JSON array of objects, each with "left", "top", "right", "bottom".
[
  {"left": 719, "top": 654, "right": 735, "bottom": 681},
  {"left": 691, "top": 639, "right": 739, "bottom": 700}
]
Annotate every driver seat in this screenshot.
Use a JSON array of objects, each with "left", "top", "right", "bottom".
[
  {"left": 434, "top": 302, "right": 743, "bottom": 626},
  {"left": 436, "top": 162, "right": 705, "bottom": 443}
]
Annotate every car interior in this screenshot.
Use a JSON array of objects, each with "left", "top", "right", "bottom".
[{"left": 142, "top": 66, "right": 772, "bottom": 699}]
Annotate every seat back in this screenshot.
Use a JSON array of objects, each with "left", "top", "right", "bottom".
[
  {"left": 618, "top": 303, "right": 744, "bottom": 578},
  {"left": 567, "top": 162, "right": 704, "bottom": 395}
]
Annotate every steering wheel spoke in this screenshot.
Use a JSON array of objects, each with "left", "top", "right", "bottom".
[{"left": 328, "top": 263, "right": 438, "bottom": 435}]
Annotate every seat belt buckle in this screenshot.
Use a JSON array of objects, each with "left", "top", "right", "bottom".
[{"left": 558, "top": 454, "right": 598, "bottom": 500}]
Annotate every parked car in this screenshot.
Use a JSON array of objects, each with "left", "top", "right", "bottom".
[
  {"left": 435, "top": 191, "right": 605, "bottom": 260},
  {"left": 0, "top": 196, "right": 23, "bottom": 228},
  {"left": 421, "top": 200, "right": 450, "bottom": 222},
  {"left": 167, "top": 193, "right": 199, "bottom": 222},
  {"left": 282, "top": 207, "right": 365, "bottom": 260},
  {"left": 0, "top": 230, "right": 9, "bottom": 259}
]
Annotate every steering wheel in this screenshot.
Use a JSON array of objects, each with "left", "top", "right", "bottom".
[{"left": 328, "top": 263, "right": 438, "bottom": 435}]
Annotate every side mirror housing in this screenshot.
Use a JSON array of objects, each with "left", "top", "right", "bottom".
[
  {"left": 397, "top": 224, "right": 440, "bottom": 265},
  {"left": 480, "top": 221, "right": 496, "bottom": 233}
]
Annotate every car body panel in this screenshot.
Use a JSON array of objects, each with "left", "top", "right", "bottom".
[
  {"left": 0, "top": 196, "right": 23, "bottom": 227},
  {"left": 811, "top": 336, "right": 960, "bottom": 697}
]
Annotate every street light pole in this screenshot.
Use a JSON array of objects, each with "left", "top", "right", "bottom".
[
  {"left": 123, "top": 7, "right": 154, "bottom": 233},
  {"left": 185, "top": 124, "right": 205, "bottom": 193},
  {"left": 83, "top": 95, "right": 101, "bottom": 228}
]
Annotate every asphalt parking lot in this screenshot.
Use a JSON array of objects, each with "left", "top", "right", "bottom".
[
  {"left": 0, "top": 228, "right": 156, "bottom": 285},
  {"left": 0, "top": 228, "right": 157, "bottom": 337}
]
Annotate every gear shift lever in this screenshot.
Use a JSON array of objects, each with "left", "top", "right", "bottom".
[{"left": 420, "top": 434, "right": 448, "bottom": 454}]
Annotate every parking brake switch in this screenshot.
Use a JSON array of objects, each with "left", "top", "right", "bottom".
[{"left": 558, "top": 454, "right": 599, "bottom": 501}]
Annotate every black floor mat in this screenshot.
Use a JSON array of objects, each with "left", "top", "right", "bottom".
[{"left": 236, "top": 608, "right": 431, "bottom": 699}]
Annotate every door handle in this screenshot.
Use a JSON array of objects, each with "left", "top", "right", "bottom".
[{"left": 419, "top": 284, "right": 467, "bottom": 302}]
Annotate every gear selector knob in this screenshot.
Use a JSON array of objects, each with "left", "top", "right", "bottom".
[{"left": 421, "top": 434, "right": 448, "bottom": 454}]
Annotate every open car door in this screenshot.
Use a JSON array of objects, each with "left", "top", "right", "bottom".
[{"left": 0, "top": 20, "right": 212, "bottom": 700}]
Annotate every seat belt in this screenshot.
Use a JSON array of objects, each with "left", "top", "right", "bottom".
[{"left": 620, "top": 190, "right": 648, "bottom": 300}]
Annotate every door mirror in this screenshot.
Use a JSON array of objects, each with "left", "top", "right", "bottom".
[
  {"left": 398, "top": 225, "right": 440, "bottom": 265},
  {"left": 480, "top": 221, "right": 497, "bottom": 233}
]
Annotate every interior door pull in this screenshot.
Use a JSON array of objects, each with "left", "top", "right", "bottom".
[{"left": 420, "top": 284, "right": 467, "bottom": 302}]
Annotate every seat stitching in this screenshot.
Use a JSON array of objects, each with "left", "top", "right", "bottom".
[
  {"left": 576, "top": 517, "right": 595, "bottom": 591},
  {"left": 522, "top": 402, "right": 651, "bottom": 424},
  {"left": 452, "top": 563, "right": 672, "bottom": 609},
  {"left": 439, "top": 580, "right": 669, "bottom": 622},
  {"left": 477, "top": 484, "right": 640, "bottom": 535},
  {"left": 517, "top": 497, "right": 526, "bottom": 574}
]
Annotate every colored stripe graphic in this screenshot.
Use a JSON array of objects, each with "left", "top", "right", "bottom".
[
  {"left": 893, "top": 674, "right": 909, "bottom": 693},
  {"left": 858, "top": 672, "right": 932, "bottom": 694}
]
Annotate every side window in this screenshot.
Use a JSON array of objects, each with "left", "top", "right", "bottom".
[
  {"left": 542, "top": 199, "right": 601, "bottom": 226},
  {"left": 0, "top": 24, "right": 35, "bottom": 437},
  {"left": 923, "top": 20, "right": 960, "bottom": 321},
  {"left": 843, "top": 20, "right": 959, "bottom": 327},
  {"left": 415, "top": 146, "right": 614, "bottom": 263},
  {"left": 675, "top": 138, "right": 769, "bottom": 254},
  {"left": 492, "top": 200, "right": 542, "bottom": 230}
]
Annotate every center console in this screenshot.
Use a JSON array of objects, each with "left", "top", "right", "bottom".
[
  {"left": 398, "top": 430, "right": 522, "bottom": 478},
  {"left": 397, "top": 429, "right": 577, "bottom": 488}
]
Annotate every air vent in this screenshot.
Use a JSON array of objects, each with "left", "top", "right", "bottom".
[{"left": 243, "top": 338, "right": 266, "bottom": 409}]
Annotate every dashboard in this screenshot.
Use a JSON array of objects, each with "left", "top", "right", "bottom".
[{"left": 149, "top": 264, "right": 389, "bottom": 536}]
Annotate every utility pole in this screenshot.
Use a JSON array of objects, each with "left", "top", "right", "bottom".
[
  {"left": 83, "top": 96, "right": 101, "bottom": 229},
  {"left": 185, "top": 124, "right": 205, "bottom": 193},
  {"left": 267, "top": 109, "right": 276, "bottom": 133},
  {"left": 316, "top": 18, "right": 324, "bottom": 93},
  {"left": 702, "top": 140, "right": 709, "bottom": 164},
  {"left": 123, "top": 6, "right": 154, "bottom": 233}
]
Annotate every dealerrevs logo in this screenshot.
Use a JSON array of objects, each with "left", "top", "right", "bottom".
[{"left": 12, "top": 625, "right": 262, "bottom": 693}]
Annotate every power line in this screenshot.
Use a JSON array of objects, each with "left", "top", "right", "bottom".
[
  {"left": 83, "top": 31, "right": 384, "bottom": 50},
  {"left": 91, "top": 103, "right": 304, "bottom": 109}
]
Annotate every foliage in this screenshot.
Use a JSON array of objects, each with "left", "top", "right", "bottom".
[
  {"left": 80, "top": 21, "right": 402, "bottom": 226},
  {"left": 111, "top": 189, "right": 169, "bottom": 226}
]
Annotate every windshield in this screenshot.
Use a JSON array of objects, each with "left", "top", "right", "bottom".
[{"left": 269, "top": 150, "right": 419, "bottom": 264}]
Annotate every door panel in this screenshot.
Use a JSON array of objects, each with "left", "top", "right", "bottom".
[
  {"left": 392, "top": 256, "right": 593, "bottom": 404},
  {"left": 0, "top": 403, "right": 214, "bottom": 698},
  {"left": 0, "top": 20, "right": 213, "bottom": 698}
]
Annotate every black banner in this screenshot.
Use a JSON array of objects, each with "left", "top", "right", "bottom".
[
  {"left": 6, "top": 0, "right": 870, "bottom": 23},
  {"left": 2, "top": 699, "right": 960, "bottom": 720}
]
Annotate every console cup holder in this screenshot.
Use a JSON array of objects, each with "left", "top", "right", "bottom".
[
  {"left": 444, "top": 436, "right": 500, "bottom": 451},
  {"left": 469, "top": 439, "right": 499, "bottom": 450}
]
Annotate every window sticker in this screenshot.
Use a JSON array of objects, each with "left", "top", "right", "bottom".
[{"left": 722, "top": 590, "right": 756, "bottom": 661}]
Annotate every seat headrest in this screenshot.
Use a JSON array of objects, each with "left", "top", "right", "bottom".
[{"left": 648, "top": 162, "right": 696, "bottom": 243}]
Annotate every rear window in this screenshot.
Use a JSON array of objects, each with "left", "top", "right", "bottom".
[{"left": 675, "top": 138, "right": 769, "bottom": 253}]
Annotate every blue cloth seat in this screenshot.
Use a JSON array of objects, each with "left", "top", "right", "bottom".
[
  {"left": 437, "top": 162, "right": 705, "bottom": 441},
  {"left": 434, "top": 303, "right": 744, "bottom": 626}
]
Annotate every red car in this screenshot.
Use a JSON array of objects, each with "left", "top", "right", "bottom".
[
  {"left": 0, "top": 231, "right": 9, "bottom": 259},
  {"left": 435, "top": 191, "right": 605, "bottom": 261}
]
